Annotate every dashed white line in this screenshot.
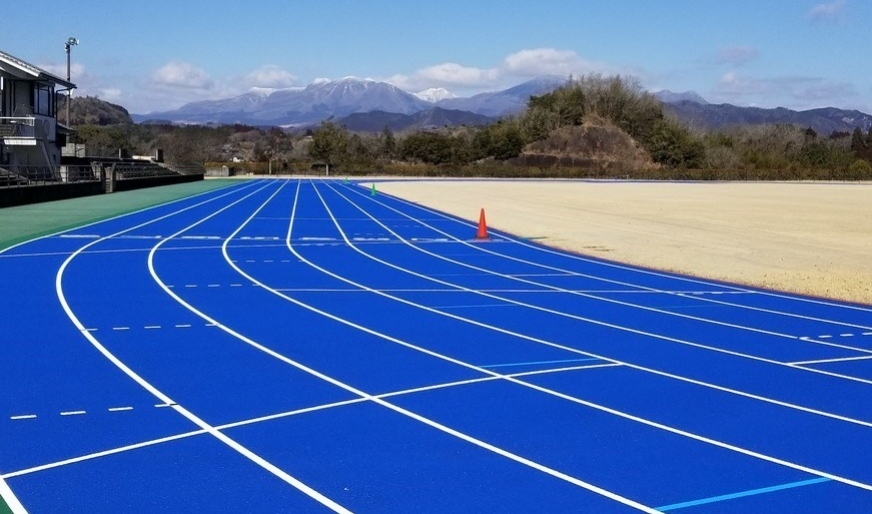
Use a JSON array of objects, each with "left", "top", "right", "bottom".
[
  {"left": 175, "top": 324, "right": 192, "bottom": 328},
  {"left": 144, "top": 325, "right": 161, "bottom": 330},
  {"left": 112, "top": 327, "right": 130, "bottom": 331},
  {"left": 230, "top": 284, "right": 243, "bottom": 287},
  {"left": 10, "top": 415, "right": 36, "bottom": 420},
  {"left": 60, "top": 411, "right": 86, "bottom": 417},
  {"left": 184, "top": 284, "right": 198, "bottom": 288},
  {"left": 108, "top": 407, "right": 134, "bottom": 412},
  {"left": 207, "top": 284, "right": 221, "bottom": 288}
]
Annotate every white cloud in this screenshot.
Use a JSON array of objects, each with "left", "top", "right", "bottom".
[
  {"left": 418, "top": 62, "right": 500, "bottom": 86},
  {"left": 150, "top": 61, "right": 214, "bottom": 90},
  {"left": 96, "top": 88, "right": 124, "bottom": 103},
  {"left": 808, "top": 1, "right": 846, "bottom": 23},
  {"left": 39, "top": 62, "right": 86, "bottom": 82},
  {"left": 387, "top": 62, "right": 500, "bottom": 92},
  {"left": 244, "top": 65, "right": 297, "bottom": 89},
  {"left": 386, "top": 47, "right": 613, "bottom": 94},
  {"left": 503, "top": 48, "right": 600, "bottom": 77}
]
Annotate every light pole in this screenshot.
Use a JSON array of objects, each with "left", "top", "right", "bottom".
[{"left": 64, "top": 37, "right": 78, "bottom": 126}]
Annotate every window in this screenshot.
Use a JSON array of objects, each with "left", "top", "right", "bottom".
[{"left": 33, "top": 83, "right": 53, "bottom": 116}]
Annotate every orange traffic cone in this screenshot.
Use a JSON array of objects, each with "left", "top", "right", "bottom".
[{"left": 475, "top": 208, "right": 490, "bottom": 240}]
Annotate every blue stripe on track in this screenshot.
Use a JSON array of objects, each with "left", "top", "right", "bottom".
[{"left": 657, "top": 477, "right": 831, "bottom": 511}]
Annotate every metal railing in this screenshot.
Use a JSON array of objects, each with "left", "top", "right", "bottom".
[
  {"left": 112, "top": 163, "right": 181, "bottom": 180},
  {"left": 0, "top": 164, "right": 100, "bottom": 187},
  {"left": 0, "top": 116, "right": 50, "bottom": 140}
]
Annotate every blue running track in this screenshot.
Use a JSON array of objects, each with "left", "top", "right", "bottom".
[{"left": 2, "top": 178, "right": 872, "bottom": 512}]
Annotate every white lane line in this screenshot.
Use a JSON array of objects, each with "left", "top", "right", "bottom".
[
  {"left": 0, "top": 475, "right": 25, "bottom": 514},
  {"left": 108, "top": 407, "right": 134, "bottom": 412},
  {"left": 184, "top": 284, "right": 198, "bottom": 288},
  {"left": 382, "top": 185, "right": 872, "bottom": 322},
  {"left": 2, "top": 429, "right": 207, "bottom": 480},
  {"left": 54, "top": 182, "right": 348, "bottom": 512},
  {"left": 206, "top": 181, "right": 656, "bottom": 512},
  {"left": 230, "top": 283, "right": 243, "bottom": 287},
  {"left": 138, "top": 180, "right": 350, "bottom": 512},
  {"left": 154, "top": 403, "right": 175, "bottom": 408},
  {"left": 10, "top": 415, "right": 37, "bottom": 420},
  {"left": 144, "top": 325, "right": 161, "bottom": 330},
  {"left": 792, "top": 355, "right": 872, "bottom": 366},
  {"left": 2, "top": 363, "right": 606, "bottom": 480},
  {"left": 112, "top": 327, "right": 130, "bottom": 331},
  {"left": 175, "top": 324, "right": 192, "bottom": 328},
  {"left": 1, "top": 183, "right": 263, "bottom": 514},
  {"left": 60, "top": 411, "right": 86, "bottom": 416},
  {"left": 328, "top": 183, "right": 872, "bottom": 386},
  {"left": 207, "top": 284, "right": 221, "bottom": 288},
  {"left": 841, "top": 333, "right": 855, "bottom": 337},
  {"left": 303, "top": 181, "right": 872, "bottom": 490}
]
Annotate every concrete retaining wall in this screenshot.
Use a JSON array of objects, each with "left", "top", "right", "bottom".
[
  {"left": 0, "top": 181, "right": 105, "bottom": 208},
  {"left": 113, "top": 173, "right": 204, "bottom": 192}
]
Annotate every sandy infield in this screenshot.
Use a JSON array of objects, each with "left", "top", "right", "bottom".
[{"left": 374, "top": 180, "right": 872, "bottom": 306}]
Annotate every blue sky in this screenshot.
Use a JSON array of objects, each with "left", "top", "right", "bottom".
[{"left": 3, "top": 0, "right": 870, "bottom": 115}]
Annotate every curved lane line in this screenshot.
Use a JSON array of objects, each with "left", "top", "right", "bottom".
[
  {"left": 231, "top": 180, "right": 872, "bottom": 495},
  {"left": 55, "top": 181, "right": 351, "bottom": 513},
  {"left": 334, "top": 181, "right": 872, "bottom": 349},
  {"left": 372, "top": 181, "right": 872, "bottom": 316},
  {"left": 319, "top": 182, "right": 872, "bottom": 389},
  {"left": 183, "top": 180, "right": 660, "bottom": 512}
]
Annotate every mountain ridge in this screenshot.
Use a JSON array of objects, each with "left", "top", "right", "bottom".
[{"left": 132, "top": 78, "right": 872, "bottom": 135}]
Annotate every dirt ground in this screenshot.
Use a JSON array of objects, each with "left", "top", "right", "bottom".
[{"left": 374, "top": 180, "right": 872, "bottom": 306}]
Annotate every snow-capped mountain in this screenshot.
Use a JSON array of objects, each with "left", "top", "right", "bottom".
[
  {"left": 133, "top": 76, "right": 567, "bottom": 125},
  {"left": 414, "top": 88, "right": 457, "bottom": 103}
]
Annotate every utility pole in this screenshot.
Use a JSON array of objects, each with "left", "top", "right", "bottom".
[{"left": 64, "top": 37, "right": 79, "bottom": 126}]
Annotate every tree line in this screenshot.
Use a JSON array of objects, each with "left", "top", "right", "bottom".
[{"left": 69, "top": 76, "right": 872, "bottom": 179}]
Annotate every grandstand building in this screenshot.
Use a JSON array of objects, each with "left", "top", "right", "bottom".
[{"left": 0, "top": 49, "right": 75, "bottom": 184}]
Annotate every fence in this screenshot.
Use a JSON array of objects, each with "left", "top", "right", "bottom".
[{"left": 0, "top": 164, "right": 100, "bottom": 188}]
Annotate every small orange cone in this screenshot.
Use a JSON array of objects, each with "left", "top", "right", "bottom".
[{"left": 475, "top": 208, "right": 490, "bottom": 240}]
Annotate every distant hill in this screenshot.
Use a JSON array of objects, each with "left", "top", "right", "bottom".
[
  {"left": 126, "top": 77, "right": 872, "bottom": 136},
  {"left": 337, "top": 107, "right": 494, "bottom": 132},
  {"left": 436, "top": 75, "right": 568, "bottom": 117},
  {"left": 663, "top": 100, "right": 872, "bottom": 135},
  {"left": 57, "top": 95, "right": 133, "bottom": 125}
]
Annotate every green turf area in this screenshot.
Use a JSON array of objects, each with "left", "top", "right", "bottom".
[
  {"left": 0, "top": 495, "right": 12, "bottom": 514},
  {"left": 0, "top": 179, "right": 243, "bottom": 251}
]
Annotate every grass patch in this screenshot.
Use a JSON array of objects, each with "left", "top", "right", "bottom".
[
  {"left": 0, "top": 495, "right": 12, "bottom": 514},
  {"left": 0, "top": 179, "right": 242, "bottom": 251}
]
